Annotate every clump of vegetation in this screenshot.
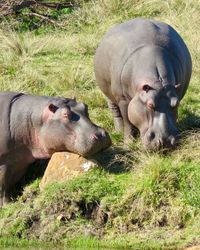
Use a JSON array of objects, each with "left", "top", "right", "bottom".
[
  {"left": 0, "top": 0, "right": 76, "bottom": 32},
  {"left": 0, "top": 0, "right": 200, "bottom": 249}
]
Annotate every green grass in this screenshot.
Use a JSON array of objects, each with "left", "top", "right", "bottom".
[{"left": 1, "top": 0, "right": 200, "bottom": 249}]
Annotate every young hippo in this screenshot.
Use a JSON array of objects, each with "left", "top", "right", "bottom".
[{"left": 0, "top": 92, "right": 111, "bottom": 206}]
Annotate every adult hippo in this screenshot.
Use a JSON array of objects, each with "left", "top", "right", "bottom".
[
  {"left": 0, "top": 92, "right": 111, "bottom": 206},
  {"left": 94, "top": 18, "right": 192, "bottom": 149}
]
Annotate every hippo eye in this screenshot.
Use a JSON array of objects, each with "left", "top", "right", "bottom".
[
  {"left": 71, "top": 112, "right": 80, "bottom": 121},
  {"left": 143, "top": 85, "right": 153, "bottom": 93}
]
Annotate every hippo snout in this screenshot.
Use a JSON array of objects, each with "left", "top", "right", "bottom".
[
  {"left": 90, "top": 129, "right": 108, "bottom": 141},
  {"left": 142, "top": 129, "right": 179, "bottom": 151},
  {"left": 75, "top": 128, "right": 111, "bottom": 157},
  {"left": 90, "top": 128, "right": 112, "bottom": 149},
  {"left": 85, "top": 132, "right": 111, "bottom": 156}
]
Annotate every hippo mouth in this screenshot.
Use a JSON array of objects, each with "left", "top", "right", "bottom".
[{"left": 141, "top": 129, "right": 179, "bottom": 151}]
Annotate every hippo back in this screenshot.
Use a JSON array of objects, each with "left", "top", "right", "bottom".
[
  {"left": 94, "top": 18, "right": 192, "bottom": 150},
  {"left": 94, "top": 18, "right": 192, "bottom": 100},
  {"left": 0, "top": 92, "right": 24, "bottom": 155}
]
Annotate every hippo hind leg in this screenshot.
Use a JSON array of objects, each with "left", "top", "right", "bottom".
[
  {"left": 107, "top": 100, "right": 124, "bottom": 132},
  {"left": 0, "top": 165, "right": 11, "bottom": 207}
]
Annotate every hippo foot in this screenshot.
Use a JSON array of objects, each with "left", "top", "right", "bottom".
[
  {"left": 123, "top": 134, "right": 136, "bottom": 148},
  {"left": 113, "top": 117, "right": 124, "bottom": 133},
  {"left": 0, "top": 196, "right": 10, "bottom": 208},
  {"left": 123, "top": 125, "right": 138, "bottom": 147}
]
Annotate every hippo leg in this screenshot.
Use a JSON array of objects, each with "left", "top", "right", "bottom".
[
  {"left": 118, "top": 100, "right": 137, "bottom": 144},
  {"left": 107, "top": 100, "right": 124, "bottom": 132},
  {"left": 0, "top": 165, "right": 10, "bottom": 207}
]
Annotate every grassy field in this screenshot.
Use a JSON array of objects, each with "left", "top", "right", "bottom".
[{"left": 0, "top": 0, "right": 200, "bottom": 249}]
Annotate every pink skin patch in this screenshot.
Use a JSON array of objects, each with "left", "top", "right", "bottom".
[
  {"left": 31, "top": 129, "right": 51, "bottom": 159},
  {"left": 147, "top": 99, "right": 155, "bottom": 111},
  {"left": 42, "top": 105, "right": 55, "bottom": 123}
]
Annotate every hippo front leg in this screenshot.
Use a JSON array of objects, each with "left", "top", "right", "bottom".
[
  {"left": 107, "top": 100, "right": 124, "bottom": 132},
  {"left": 118, "top": 100, "right": 137, "bottom": 144},
  {"left": 0, "top": 165, "right": 10, "bottom": 207}
]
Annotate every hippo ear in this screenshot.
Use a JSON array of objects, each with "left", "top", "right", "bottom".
[
  {"left": 170, "top": 96, "right": 179, "bottom": 108},
  {"left": 48, "top": 104, "right": 58, "bottom": 113},
  {"left": 72, "top": 96, "right": 76, "bottom": 102},
  {"left": 42, "top": 104, "right": 58, "bottom": 122},
  {"left": 175, "top": 84, "right": 181, "bottom": 89},
  {"left": 168, "top": 86, "right": 180, "bottom": 108}
]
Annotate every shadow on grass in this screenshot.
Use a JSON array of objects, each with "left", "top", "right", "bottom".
[
  {"left": 91, "top": 146, "right": 134, "bottom": 174},
  {"left": 10, "top": 159, "right": 49, "bottom": 200},
  {"left": 10, "top": 146, "right": 133, "bottom": 200},
  {"left": 178, "top": 110, "right": 200, "bottom": 131}
]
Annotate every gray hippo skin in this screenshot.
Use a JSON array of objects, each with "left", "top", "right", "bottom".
[
  {"left": 94, "top": 18, "right": 192, "bottom": 149},
  {"left": 0, "top": 92, "right": 111, "bottom": 206}
]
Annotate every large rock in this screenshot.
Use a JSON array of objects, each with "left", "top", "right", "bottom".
[
  {"left": 40, "top": 152, "right": 97, "bottom": 189},
  {"left": 185, "top": 246, "right": 200, "bottom": 250}
]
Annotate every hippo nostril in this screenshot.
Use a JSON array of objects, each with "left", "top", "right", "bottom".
[
  {"left": 157, "top": 138, "right": 163, "bottom": 148},
  {"left": 147, "top": 131, "right": 155, "bottom": 141},
  {"left": 90, "top": 131, "right": 106, "bottom": 140},
  {"left": 100, "top": 130, "right": 106, "bottom": 138},
  {"left": 169, "top": 135, "right": 177, "bottom": 147},
  {"left": 91, "top": 133, "right": 99, "bottom": 141},
  {"left": 170, "top": 137, "right": 175, "bottom": 146}
]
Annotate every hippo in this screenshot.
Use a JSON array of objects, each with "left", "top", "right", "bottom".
[
  {"left": 94, "top": 18, "right": 192, "bottom": 149},
  {"left": 0, "top": 92, "right": 111, "bottom": 206}
]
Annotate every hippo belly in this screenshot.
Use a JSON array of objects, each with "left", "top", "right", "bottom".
[{"left": 94, "top": 18, "right": 192, "bottom": 149}]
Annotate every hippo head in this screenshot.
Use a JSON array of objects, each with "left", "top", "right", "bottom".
[
  {"left": 128, "top": 83, "right": 180, "bottom": 150},
  {"left": 39, "top": 99, "right": 111, "bottom": 157}
]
